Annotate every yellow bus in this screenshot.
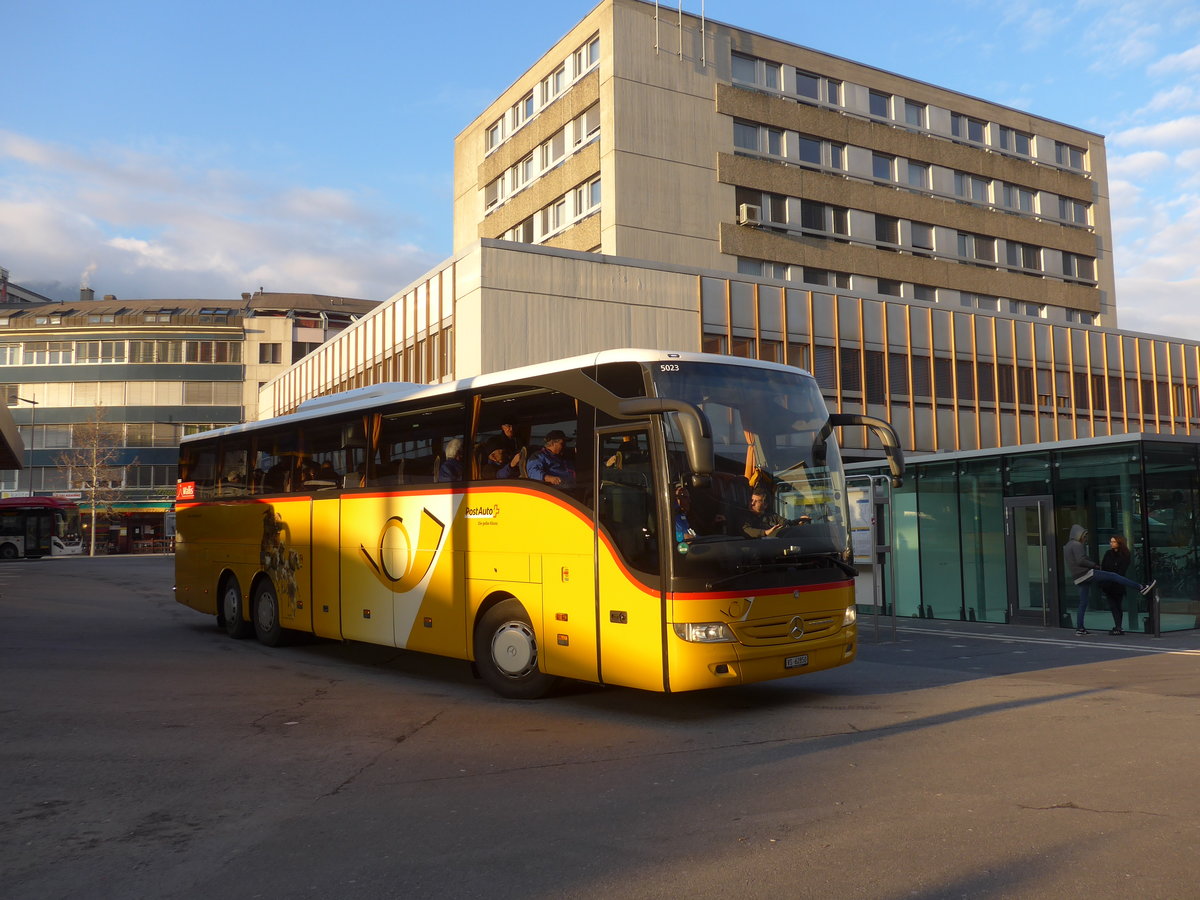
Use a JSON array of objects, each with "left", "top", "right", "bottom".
[{"left": 175, "top": 349, "right": 903, "bottom": 697}]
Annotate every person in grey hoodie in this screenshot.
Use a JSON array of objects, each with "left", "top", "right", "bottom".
[{"left": 1063, "top": 524, "right": 1155, "bottom": 635}]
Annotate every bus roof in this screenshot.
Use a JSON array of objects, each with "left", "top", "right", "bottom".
[
  {"left": 0, "top": 496, "right": 78, "bottom": 510},
  {"left": 182, "top": 348, "right": 812, "bottom": 444}
]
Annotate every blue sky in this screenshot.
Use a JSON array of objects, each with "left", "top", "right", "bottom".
[{"left": 2, "top": 0, "right": 1198, "bottom": 337}]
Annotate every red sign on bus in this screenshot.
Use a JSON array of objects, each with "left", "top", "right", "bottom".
[{"left": 176, "top": 482, "right": 196, "bottom": 501}]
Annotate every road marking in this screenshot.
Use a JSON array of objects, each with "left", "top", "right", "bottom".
[{"left": 898, "top": 626, "right": 1200, "bottom": 657}]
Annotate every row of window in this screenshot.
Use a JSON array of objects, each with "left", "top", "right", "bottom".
[
  {"left": 734, "top": 187, "right": 1097, "bottom": 284},
  {"left": 0, "top": 309, "right": 234, "bottom": 328},
  {"left": 504, "top": 176, "right": 601, "bottom": 244},
  {"left": 733, "top": 119, "right": 1091, "bottom": 228},
  {"left": 483, "top": 104, "right": 600, "bottom": 212},
  {"left": 730, "top": 51, "right": 1089, "bottom": 173},
  {"left": 0, "top": 339, "right": 307, "bottom": 367},
  {"left": 19, "top": 421, "right": 211, "bottom": 450},
  {"left": 0, "top": 463, "right": 180, "bottom": 493},
  {"left": 485, "top": 35, "right": 600, "bottom": 153},
  {"left": 3, "top": 381, "right": 243, "bottom": 408},
  {"left": 0, "top": 339, "right": 250, "bottom": 366},
  {"left": 703, "top": 333, "right": 1195, "bottom": 417},
  {"left": 733, "top": 258, "right": 1096, "bottom": 325}
]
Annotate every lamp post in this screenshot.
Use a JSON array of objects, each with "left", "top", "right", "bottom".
[{"left": 15, "top": 395, "right": 38, "bottom": 497}]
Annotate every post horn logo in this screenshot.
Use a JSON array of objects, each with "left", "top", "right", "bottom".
[{"left": 360, "top": 509, "right": 446, "bottom": 594}]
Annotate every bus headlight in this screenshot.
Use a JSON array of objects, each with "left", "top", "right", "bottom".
[
  {"left": 673, "top": 622, "right": 736, "bottom": 643},
  {"left": 843, "top": 605, "right": 858, "bottom": 627}
]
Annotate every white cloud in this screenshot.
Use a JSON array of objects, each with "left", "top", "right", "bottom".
[
  {"left": 1108, "top": 150, "right": 1172, "bottom": 179},
  {"left": 1110, "top": 114, "right": 1200, "bottom": 146},
  {"left": 0, "top": 131, "right": 440, "bottom": 302},
  {"left": 1148, "top": 42, "right": 1200, "bottom": 74}
]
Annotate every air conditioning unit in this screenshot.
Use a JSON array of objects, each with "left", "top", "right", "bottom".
[{"left": 737, "top": 203, "right": 762, "bottom": 226}]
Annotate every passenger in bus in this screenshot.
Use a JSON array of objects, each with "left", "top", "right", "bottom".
[
  {"left": 527, "top": 430, "right": 575, "bottom": 487},
  {"left": 497, "top": 423, "right": 519, "bottom": 456},
  {"left": 439, "top": 438, "right": 465, "bottom": 482},
  {"left": 740, "top": 487, "right": 789, "bottom": 538},
  {"left": 481, "top": 436, "right": 520, "bottom": 479}
]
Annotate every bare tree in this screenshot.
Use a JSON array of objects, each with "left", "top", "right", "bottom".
[{"left": 54, "top": 408, "right": 130, "bottom": 556}]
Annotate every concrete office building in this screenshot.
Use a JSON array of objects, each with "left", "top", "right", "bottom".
[
  {"left": 259, "top": 0, "right": 1200, "bottom": 630},
  {"left": 1, "top": 288, "right": 375, "bottom": 548}
]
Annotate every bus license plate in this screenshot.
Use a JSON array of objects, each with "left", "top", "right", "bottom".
[{"left": 784, "top": 654, "right": 809, "bottom": 669}]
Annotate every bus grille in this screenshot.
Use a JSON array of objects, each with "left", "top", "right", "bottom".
[{"left": 733, "top": 614, "right": 838, "bottom": 646}]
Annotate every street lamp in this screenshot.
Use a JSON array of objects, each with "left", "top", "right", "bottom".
[{"left": 15, "top": 395, "right": 37, "bottom": 496}]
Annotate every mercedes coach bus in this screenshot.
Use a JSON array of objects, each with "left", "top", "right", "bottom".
[{"left": 175, "top": 349, "right": 903, "bottom": 697}]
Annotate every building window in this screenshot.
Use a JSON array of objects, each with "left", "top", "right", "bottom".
[
  {"left": 869, "top": 90, "right": 891, "bottom": 119},
  {"left": 484, "top": 178, "right": 500, "bottom": 210},
  {"left": 542, "top": 66, "right": 565, "bottom": 104},
  {"left": 913, "top": 284, "right": 937, "bottom": 302},
  {"left": 486, "top": 119, "right": 503, "bottom": 152},
  {"left": 22, "top": 341, "right": 74, "bottom": 364},
  {"left": 1059, "top": 197, "right": 1089, "bottom": 226},
  {"left": 958, "top": 232, "right": 996, "bottom": 266},
  {"left": 0, "top": 343, "right": 19, "bottom": 365},
  {"left": 1055, "top": 141, "right": 1086, "bottom": 170},
  {"left": 951, "top": 113, "right": 986, "bottom": 144},
  {"left": 574, "top": 35, "right": 599, "bottom": 76},
  {"left": 1011, "top": 300, "right": 1047, "bottom": 318},
  {"left": 731, "top": 52, "right": 779, "bottom": 90},
  {"left": 1002, "top": 183, "right": 1035, "bottom": 213},
  {"left": 872, "top": 153, "right": 895, "bottom": 181},
  {"left": 795, "top": 69, "right": 820, "bottom": 100},
  {"left": 998, "top": 126, "right": 1031, "bottom": 156},
  {"left": 1065, "top": 309, "right": 1096, "bottom": 325},
  {"left": 878, "top": 279, "right": 902, "bottom": 297},
  {"left": 903, "top": 100, "right": 926, "bottom": 129},
  {"left": 798, "top": 134, "right": 822, "bottom": 166},
  {"left": 955, "top": 172, "right": 991, "bottom": 204},
  {"left": 1006, "top": 242, "right": 1041, "bottom": 272},
  {"left": 259, "top": 343, "right": 282, "bottom": 365},
  {"left": 733, "top": 120, "right": 758, "bottom": 151},
  {"left": 911, "top": 222, "right": 935, "bottom": 257},
  {"left": 875, "top": 215, "right": 900, "bottom": 248},
  {"left": 1062, "top": 253, "right": 1095, "bottom": 282},
  {"left": 75, "top": 340, "right": 127, "bottom": 363},
  {"left": 907, "top": 161, "right": 929, "bottom": 189}
]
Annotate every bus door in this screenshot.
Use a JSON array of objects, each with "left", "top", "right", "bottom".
[
  {"left": 591, "top": 427, "right": 668, "bottom": 691},
  {"left": 263, "top": 496, "right": 313, "bottom": 634}
]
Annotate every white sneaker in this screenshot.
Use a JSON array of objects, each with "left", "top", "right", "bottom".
[{"left": 1139, "top": 579, "right": 1157, "bottom": 596}]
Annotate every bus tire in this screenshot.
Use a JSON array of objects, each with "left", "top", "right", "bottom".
[
  {"left": 0, "top": 543, "right": 18, "bottom": 560},
  {"left": 220, "top": 575, "right": 253, "bottom": 639},
  {"left": 473, "top": 599, "right": 558, "bottom": 699},
  {"left": 252, "top": 580, "right": 287, "bottom": 647}
]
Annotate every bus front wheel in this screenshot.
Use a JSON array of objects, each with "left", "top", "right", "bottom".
[
  {"left": 220, "top": 575, "right": 253, "bottom": 639},
  {"left": 252, "top": 580, "right": 287, "bottom": 647},
  {"left": 0, "top": 543, "right": 18, "bottom": 560},
  {"left": 474, "top": 599, "right": 558, "bottom": 699}
]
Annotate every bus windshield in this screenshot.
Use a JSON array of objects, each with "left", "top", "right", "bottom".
[{"left": 650, "top": 361, "right": 849, "bottom": 586}]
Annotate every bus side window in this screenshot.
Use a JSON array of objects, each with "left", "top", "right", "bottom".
[{"left": 598, "top": 430, "right": 658, "bottom": 574}]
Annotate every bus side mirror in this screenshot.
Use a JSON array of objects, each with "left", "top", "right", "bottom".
[
  {"left": 823, "top": 413, "right": 906, "bottom": 487},
  {"left": 616, "top": 398, "right": 714, "bottom": 477}
]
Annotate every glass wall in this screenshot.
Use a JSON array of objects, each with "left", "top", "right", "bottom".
[
  {"left": 854, "top": 436, "right": 1200, "bottom": 633},
  {"left": 1053, "top": 445, "right": 1141, "bottom": 632},
  {"left": 1142, "top": 443, "right": 1199, "bottom": 632},
  {"left": 916, "top": 461, "right": 963, "bottom": 620},
  {"left": 959, "top": 458, "right": 1006, "bottom": 622}
]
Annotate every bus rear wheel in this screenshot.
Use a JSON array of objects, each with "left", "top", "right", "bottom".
[
  {"left": 220, "top": 575, "right": 253, "bottom": 639},
  {"left": 252, "top": 580, "right": 287, "bottom": 647},
  {"left": 0, "top": 543, "right": 18, "bottom": 560},
  {"left": 474, "top": 599, "right": 558, "bottom": 699}
]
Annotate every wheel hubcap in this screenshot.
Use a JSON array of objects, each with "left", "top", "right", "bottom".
[
  {"left": 491, "top": 622, "right": 537, "bottom": 677},
  {"left": 223, "top": 586, "right": 239, "bottom": 620},
  {"left": 256, "top": 591, "right": 277, "bottom": 631}
]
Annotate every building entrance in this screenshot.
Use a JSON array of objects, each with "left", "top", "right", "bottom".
[{"left": 1004, "top": 496, "right": 1060, "bottom": 626}]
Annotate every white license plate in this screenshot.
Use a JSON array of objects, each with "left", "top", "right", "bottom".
[{"left": 784, "top": 654, "right": 809, "bottom": 669}]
